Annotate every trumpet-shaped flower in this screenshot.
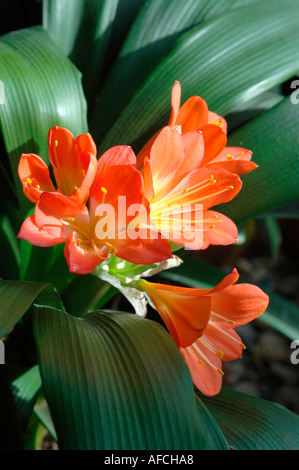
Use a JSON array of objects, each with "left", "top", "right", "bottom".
[
  {"left": 137, "top": 81, "right": 257, "bottom": 176},
  {"left": 136, "top": 269, "right": 269, "bottom": 396},
  {"left": 139, "top": 126, "right": 242, "bottom": 249},
  {"left": 18, "top": 146, "right": 172, "bottom": 274},
  {"left": 18, "top": 126, "right": 97, "bottom": 204}
]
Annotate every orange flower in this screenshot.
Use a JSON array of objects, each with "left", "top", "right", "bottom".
[
  {"left": 139, "top": 126, "right": 242, "bottom": 249},
  {"left": 18, "top": 146, "right": 172, "bottom": 274},
  {"left": 137, "top": 81, "right": 257, "bottom": 176},
  {"left": 18, "top": 126, "right": 97, "bottom": 204},
  {"left": 136, "top": 269, "right": 269, "bottom": 396}
]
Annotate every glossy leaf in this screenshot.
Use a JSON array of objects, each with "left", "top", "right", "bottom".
[
  {"left": 199, "top": 386, "right": 299, "bottom": 450},
  {"left": 43, "top": 0, "right": 119, "bottom": 102},
  {"left": 222, "top": 97, "right": 299, "bottom": 223},
  {"left": 0, "top": 280, "right": 63, "bottom": 340},
  {"left": 195, "top": 395, "right": 229, "bottom": 450},
  {"left": 0, "top": 26, "right": 88, "bottom": 214},
  {"left": 93, "top": 0, "right": 299, "bottom": 152},
  {"left": 34, "top": 306, "right": 209, "bottom": 450},
  {"left": 11, "top": 365, "right": 42, "bottom": 429},
  {"left": 90, "top": 0, "right": 260, "bottom": 144}
]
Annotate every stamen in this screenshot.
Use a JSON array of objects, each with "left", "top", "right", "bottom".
[
  {"left": 210, "top": 175, "right": 216, "bottom": 185},
  {"left": 36, "top": 185, "right": 40, "bottom": 190},
  {"left": 227, "top": 185, "right": 234, "bottom": 190},
  {"left": 209, "top": 224, "right": 215, "bottom": 229},
  {"left": 66, "top": 217, "right": 75, "bottom": 222},
  {"left": 226, "top": 153, "right": 234, "bottom": 160},
  {"left": 217, "top": 368, "right": 224, "bottom": 375},
  {"left": 198, "top": 359, "right": 204, "bottom": 366},
  {"left": 26, "top": 178, "right": 33, "bottom": 185},
  {"left": 101, "top": 187, "right": 107, "bottom": 194},
  {"left": 217, "top": 350, "right": 224, "bottom": 358},
  {"left": 213, "top": 121, "right": 224, "bottom": 127},
  {"left": 77, "top": 238, "right": 81, "bottom": 246}
]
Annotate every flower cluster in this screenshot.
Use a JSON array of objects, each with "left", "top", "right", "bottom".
[{"left": 18, "top": 81, "right": 269, "bottom": 395}]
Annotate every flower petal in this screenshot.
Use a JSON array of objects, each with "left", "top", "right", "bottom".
[
  {"left": 175, "top": 96, "right": 209, "bottom": 133},
  {"left": 211, "top": 283, "right": 269, "bottom": 328},
  {"left": 208, "top": 147, "right": 257, "bottom": 175},
  {"left": 112, "top": 229, "right": 172, "bottom": 265},
  {"left": 18, "top": 153, "right": 55, "bottom": 203},
  {"left": 35, "top": 192, "right": 90, "bottom": 240},
  {"left": 140, "top": 281, "right": 212, "bottom": 348},
  {"left": 201, "top": 210, "right": 238, "bottom": 249},
  {"left": 96, "top": 145, "right": 136, "bottom": 175},
  {"left": 17, "top": 215, "right": 65, "bottom": 247},
  {"left": 149, "top": 126, "right": 185, "bottom": 197},
  {"left": 200, "top": 124, "right": 227, "bottom": 166},
  {"left": 64, "top": 232, "right": 105, "bottom": 274},
  {"left": 168, "top": 80, "right": 182, "bottom": 126}
]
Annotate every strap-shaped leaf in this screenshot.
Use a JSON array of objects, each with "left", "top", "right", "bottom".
[
  {"left": 34, "top": 306, "right": 210, "bottom": 450},
  {"left": 0, "top": 26, "right": 88, "bottom": 213},
  {"left": 10, "top": 365, "right": 42, "bottom": 429},
  {"left": 94, "top": 0, "right": 299, "bottom": 152},
  {"left": 90, "top": 0, "right": 259, "bottom": 143},
  {"left": 43, "top": 0, "right": 119, "bottom": 102},
  {"left": 199, "top": 386, "right": 299, "bottom": 450},
  {"left": 0, "top": 280, "right": 63, "bottom": 340},
  {"left": 221, "top": 97, "right": 299, "bottom": 223}
]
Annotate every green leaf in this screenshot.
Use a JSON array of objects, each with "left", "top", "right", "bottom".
[
  {"left": 43, "top": 0, "right": 119, "bottom": 102},
  {"left": 90, "top": 0, "right": 260, "bottom": 144},
  {"left": 11, "top": 365, "right": 42, "bottom": 429},
  {"left": 34, "top": 399, "right": 57, "bottom": 442},
  {"left": 61, "top": 274, "right": 117, "bottom": 317},
  {"left": 199, "top": 386, "right": 299, "bottom": 450},
  {"left": 222, "top": 97, "right": 299, "bottom": 223},
  {"left": 0, "top": 280, "right": 63, "bottom": 340},
  {"left": 93, "top": 0, "right": 299, "bottom": 152},
  {"left": 0, "top": 26, "right": 88, "bottom": 214},
  {"left": 195, "top": 395, "right": 229, "bottom": 450},
  {"left": 34, "top": 306, "right": 210, "bottom": 450}
]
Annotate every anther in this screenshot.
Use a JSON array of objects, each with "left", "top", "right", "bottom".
[
  {"left": 210, "top": 175, "right": 217, "bottom": 185},
  {"left": 101, "top": 187, "right": 107, "bottom": 194},
  {"left": 227, "top": 185, "right": 234, "bottom": 190},
  {"left": 55, "top": 140, "right": 58, "bottom": 147},
  {"left": 198, "top": 360, "right": 204, "bottom": 366},
  {"left": 36, "top": 185, "right": 40, "bottom": 190},
  {"left": 66, "top": 217, "right": 75, "bottom": 222},
  {"left": 241, "top": 343, "right": 246, "bottom": 350},
  {"left": 209, "top": 224, "right": 216, "bottom": 229},
  {"left": 26, "top": 178, "right": 33, "bottom": 185},
  {"left": 217, "top": 350, "right": 224, "bottom": 358},
  {"left": 217, "top": 368, "right": 224, "bottom": 375},
  {"left": 226, "top": 153, "right": 234, "bottom": 160},
  {"left": 214, "top": 121, "right": 224, "bottom": 127}
]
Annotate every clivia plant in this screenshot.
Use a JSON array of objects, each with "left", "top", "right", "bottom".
[{"left": 1, "top": 0, "right": 299, "bottom": 451}]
